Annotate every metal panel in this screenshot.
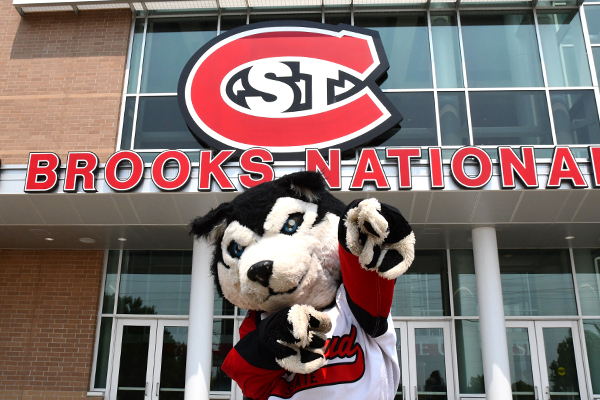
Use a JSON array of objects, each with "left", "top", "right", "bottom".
[
  {"left": 173, "top": 192, "right": 218, "bottom": 225},
  {"left": 427, "top": 191, "right": 479, "bottom": 223},
  {"left": 511, "top": 191, "right": 570, "bottom": 223},
  {"left": 27, "top": 195, "right": 84, "bottom": 225},
  {"left": 470, "top": 191, "right": 522, "bottom": 224},
  {"left": 0, "top": 195, "right": 45, "bottom": 225},
  {"left": 555, "top": 191, "right": 588, "bottom": 223},
  {"left": 572, "top": 191, "right": 600, "bottom": 223},
  {"left": 410, "top": 192, "right": 432, "bottom": 223},
  {"left": 111, "top": 194, "right": 142, "bottom": 225},
  {"left": 128, "top": 193, "right": 183, "bottom": 225},
  {"left": 69, "top": 194, "right": 126, "bottom": 225}
]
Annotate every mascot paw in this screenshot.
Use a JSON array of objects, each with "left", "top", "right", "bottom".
[
  {"left": 264, "top": 305, "right": 331, "bottom": 374},
  {"left": 342, "top": 198, "right": 415, "bottom": 280}
]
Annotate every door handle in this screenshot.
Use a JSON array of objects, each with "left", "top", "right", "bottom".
[
  {"left": 156, "top": 382, "right": 160, "bottom": 397},
  {"left": 414, "top": 385, "right": 418, "bottom": 400},
  {"left": 402, "top": 385, "right": 406, "bottom": 400},
  {"left": 534, "top": 386, "right": 538, "bottom": 400},
  {"left": 144, "top": 382, "right": 148, "bottom": 397},
  {"left": 545, "top": 386, "right": 549, "bottom": 400}
]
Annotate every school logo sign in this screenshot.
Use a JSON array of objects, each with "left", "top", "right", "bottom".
[{"left": 177, "top": 21, "right": 402, "bottom": 160}]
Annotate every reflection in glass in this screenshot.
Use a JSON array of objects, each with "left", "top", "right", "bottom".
[
  {"left": 542, "top": 328, "right": 580, "bottom": 399},
  {"left": 325, "top": 13, "right": 351, "bottom": 25},
  {"left": 127, "top": 21, "right": 145, "bottom": 94},
  {"left": 455, "top": 320, "right": 484, "bottom": 394},
  {"left": 94, "top": 317, "right": 113, "bottom": 389},
  {"left": 500, "top": 250, "right": 577, "bottom": 316},
  {"left": 249, "top": 13, "right": 322, "bottom": 23},
  {"left": 141, "top": 18, "right": 218, "bottom": 93},
  {"left": 506, "top": 328, "right": 535, "bottom": 400},
  {"left": 117, "top": 251, "right": 192, "bottom": 315},
  {"left": 469, "top": 91, "right": 553, "bottom": 146},
  {"left": 538, "top": 12, "right": 591, "bottom": 87},
  {"left": 214, "top": 286, "right": 235, "bottom": 316},
  {"left": 117, "top": 325, "right": 151, "bottom": 399},
  {"left": 431, "top": 13, "right": 463, "bottom": 88},
  {"left": 159, "top": 326, "right": 188, "bottom": 399},
  {"left": 593, "top": 47, "right": 600, "bottom": 84},
  {"left": 415, "top": 328, "right": 447, "bottom": 398},
  {"left": 451, "top": 250, "right": 478, "bottom": 316},
  {"left": 583, "top": 320, "right": 600, "bottom": 394},
  {"left": 379, "top": 93, "right": 438, "bottom": 147},
  {"left": 134, "top": 97, "right": 202, "bottom": 150},
  {"left": 573, "top": 249, "right": 600, "bottom": 315},
  {"left": 439, "top": 92, "right": 469, "bottom": 146},
  {"left": 585, "top": 5, "right": 600, "bottom": 45},
  {"left": 393, "top": 250, "right": 450, "bottom": 316},
  {"left": 211, "top": 319, "right": 234, "bottom": 391},
  {"left": 395, "top": 328, "right": 403, "bottom": 400},
  {"left": 219, "top": 15, "right": 247, "bottom": 33},
  {"left": 102, "top": 250, "right": 120, "bottom": 314},
  {"left": 551, "top": 90, "right": 600, "bottom": 145},
  {"left": 460, "top": 12, "right": 544, "bottom": 88},
  {"left": 354, "top": 13, "right": 433, "bottom": 89},
  {"left": 120, "top": 97, "right": 136, "bottom": 150}
]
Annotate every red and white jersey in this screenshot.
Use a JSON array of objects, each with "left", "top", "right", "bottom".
[{"left": 222, "top": 246, "right": 400, "bottom": 400}]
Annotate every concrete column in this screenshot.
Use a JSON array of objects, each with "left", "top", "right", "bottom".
[
  {"left": 471, "top": 227, "right": 512, "bottom": 400},
  {"left": 185, "top": 239, "right": 215, "bottom": 400}
]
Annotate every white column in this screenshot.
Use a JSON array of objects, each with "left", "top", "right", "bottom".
[
  {"left": 185, "top": 239, "right": 215, "bottom": 400},
  {"left": 471, "top": 227, "right": 512, "bottom": 400}
]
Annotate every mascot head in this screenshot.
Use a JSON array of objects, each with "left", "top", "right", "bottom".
[{"left": 190, "top": 171, "right": 345, "bottom": 313}]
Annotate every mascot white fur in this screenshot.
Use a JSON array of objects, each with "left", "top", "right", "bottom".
[{"left": 191, "top": 171, "right": 415, "bottom": 400}]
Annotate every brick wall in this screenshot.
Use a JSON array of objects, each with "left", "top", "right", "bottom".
[
  {"left": 0, "top": 249, "right": 105, "bottom": 400},
  {"left": 0, "top": 0, "right": 131, "bottom": 165}
]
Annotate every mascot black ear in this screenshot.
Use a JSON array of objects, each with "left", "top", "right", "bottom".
[
  {"left": 189, "top": 202, "right": 233, "bottom": 243},
  {"left": 280, "top": 171, "right": 328, "bottom": 202}
]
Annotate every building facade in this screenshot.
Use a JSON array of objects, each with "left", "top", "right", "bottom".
[{"left": 1, "top": 0, "right": 600, "bottom": 399}]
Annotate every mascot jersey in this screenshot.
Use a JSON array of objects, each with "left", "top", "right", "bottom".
[{"left": 222, "top": 244, "right": 401, "bottom": 400}]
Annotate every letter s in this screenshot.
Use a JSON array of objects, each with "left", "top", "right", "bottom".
[{"left": 246, "top": 60, "right": 294, "bottom": 114}]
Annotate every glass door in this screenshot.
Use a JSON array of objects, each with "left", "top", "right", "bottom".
[
  {"left": 108, "top": 319, "right": 188, "bottom": 400},
  {"left": 506, "top": 321, "right": 588, "bottom": 400},
  {"left": 394, "top": 321, "right": 455, "bottom": 400}
]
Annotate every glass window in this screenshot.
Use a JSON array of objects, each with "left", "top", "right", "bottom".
[
  {"left": 378, "top": 92, "right": 438, "bottom": 147},
  {"left": 593, "top": 47, "right": 600, "bottom": 84},
  {"left": 506, "top": 327, "right": 536, "bottom": 399},
  {"left": 214, "top": 286, "right": 235, "bottom": 316},
  {"left": 551, "top": 90, "right": 600, "bottom": 145},
  {"left": 117, "top": 251, "right": 192, "bottom": 315},
  {"left": 249, "top": 13, "right": 322, "bottom": 23},
  {"left": 583, "top": 320, "right": 600, "bottom": 394},
  {"left": 460, "top": 12, "right": 544, "bottom": 88},
  {"left": 325, "top": 13, "right": 351, "bottom": 25},
  {"left": 455, "top": 320, "right": 484, "bottom": 394},
  {"left": 431, "top": 13, "right": 463, "bottom": 88},
  {"left": 127, "top": 21, "right": 145, "bottom": 94},
  {"left": 451, "top": 250, "right": 478, "bottom": 316},
  {"left": 392, "top": 250, "right": 450, "bottom": 316},
  {"left": 439, "top": 92, "right": 470, "bottom": 146},
  {"left": 538, "top": 11, "right": 592, "bottom": 87},
  {"left": 134, "top": 96, "right": 202, "bottom": 150},
  {"left": 573, "top": 249, "right": 600, "bottom": 315},
  {"left": 141, "top": 18, "right": 218, "bottom": 93},
  {"left": 499, "top": 249, "right": 577, "bottom": 316},
  {"left": 219, "top": 14, "right": 247, "bottom": 33},
  {"left": 94, "top": 317, "right": 113, "bottom": 389},
  {"left": 102, "top": 250, "right": 120, "bottom": 314},
  {"left": 120, "top": 97, "right": 135, "bottom": 150},
  {"left": 585, "top": 5, "right": 600, "bottom": 45},
  {"left": 354, "top": 13, "right": 433, "bottom": 89},
  {"left": 469, "top": 91, "right": 553, "bottom": 145},
  {"left": 211, "top": 319, "right": 234, "bottom": 391},
  {"left": 159, "top": 326, "right": 188, "bottom": 396}
]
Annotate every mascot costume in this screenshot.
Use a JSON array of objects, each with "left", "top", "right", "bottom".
[{"left": 190, "top": 171, "right": 415, "bottom": 399}]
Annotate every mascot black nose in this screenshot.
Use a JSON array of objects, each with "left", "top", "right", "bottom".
[{"left": 247, "top": 260, "right": 273, "bottom": 287}]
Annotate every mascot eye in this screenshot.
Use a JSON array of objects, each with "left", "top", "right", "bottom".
[
  {"left": 228, "top": 241, "right": 245, "bottom": 258},
  {"left": 281, "top": 213, "right": 304, "bottom": 235}
]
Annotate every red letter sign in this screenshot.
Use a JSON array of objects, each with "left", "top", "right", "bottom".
[
  {"left": 590, "top": 146, "right": 600, "bottom": 188},
  {"left": 151, "top": 150, "right": 192, "bottom": 191},
  {"left": 63, "top": 152, "right": 99, "bottom": 192},
  {"left": 547, "top": 147, "right": 587, "bottom": 188},
  {"left": 498, "top": 146, "right": 538, "bottom": 188},
  {"left": 305, "top": 149, "right": 341, "bottom": 190},
  {"left": 25, "top": 152, "right": 60, "bottom": 192},
  {"left": 199, "top": 150, "right": 236, "bottom": 191},
  {"left": 239, "top": 148, "right": 274, "bottom": 189},
  {"left": 105, "top": 151, "right": 145, "bottom": 192},
  {"left": 350, "top": 149, "right": 389, "bottom": 190},
  {"left": 386, "top": 148, "right": 421, "bottom": 189},
  {"left": 428, "top": 147, "right": 444, "bottom": 189},
  {"left": 451, "top": 147, "right": 493, "bottom": 189}
]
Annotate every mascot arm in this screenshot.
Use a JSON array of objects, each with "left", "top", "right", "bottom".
[
  {"left": 338, "top": 198, "right": 415, "bottom": 338},
  {"left": 223, "top": 307, "right": 331, "bottom": 398}
]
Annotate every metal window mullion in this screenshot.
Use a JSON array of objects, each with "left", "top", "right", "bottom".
[
  {"left": 580, "top": 5, "right": 599, "bottom": 87},
  {"left": 113, "top": 249, "right": 124, "bottom": 315},
  {"left": 545, "top": 87, "right": 559, "bottom": 146},
  {"left": 89, "top": 250, "right": 111, "bottom": 390},
  {"left": 428, "top": 11, "right": 442, "bottom": 147},
  {"left": 351, "top": 2, "right": 354, "bottom": 26},
  {"left": 217, "top": 11, "right": 221, "bottom": 35},
  {"left": 115, "top": 19, "right": 138, "bottom": 152},
  {"left": 456, "top": 10, "right": 473, "bottom": 146}
]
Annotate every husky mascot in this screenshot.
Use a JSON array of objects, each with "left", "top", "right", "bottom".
[{"left": 190, "top": 171, "right": 415, "bottom": 400}]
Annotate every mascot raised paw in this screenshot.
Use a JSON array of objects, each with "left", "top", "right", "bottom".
[{"left": 190, "top": 171, "right": 415, "bottom": 400}]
